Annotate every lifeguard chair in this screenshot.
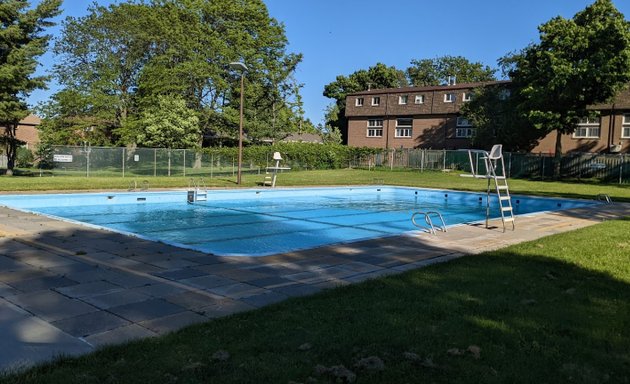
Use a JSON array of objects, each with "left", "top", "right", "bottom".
[{"left": 461, "top": 144, "right": 515, "bottom": 232}]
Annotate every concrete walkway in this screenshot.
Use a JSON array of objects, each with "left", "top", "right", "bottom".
[{"left": 0, "top": 202, "right": 629, "bottom": 373}]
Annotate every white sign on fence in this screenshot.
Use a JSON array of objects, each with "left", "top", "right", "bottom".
[
  {"left": 134, "top": 155, "right": 140, "bottom": 162},
  {"left": 53, "top": 154, "right": 73, "bottom": 163}
]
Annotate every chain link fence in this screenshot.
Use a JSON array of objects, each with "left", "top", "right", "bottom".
[
  {"left": 348, "top": 148, "right": 630, "bottom": 184},
  {"left": 36, "top": 145, "right": 630, "bottom": 184}
]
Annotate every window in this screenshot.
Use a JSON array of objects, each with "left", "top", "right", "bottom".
[
  {"left": 355, "top": 97, "right": 364, "bottom": 107},
  {"left": 367, "top": 119, "right": 383, "bottom": 137},
  {"left": 498, "top": 89, "right": 511, "bottom": 100},
  {"left": 414, "top": 95, "right": 424, "bottom": 104},
  {"left": 395, "top": 118, "right": 413, "bottom": 138},
  {"left": 623, "top": 114, "right": 630, "bottom": 138},
  {"left": 398, "top": 95, "right": 408, "bottom": 105},
  {"left": 371, "top": 97, "right": 380, "bottom": 106},
  {"left": 573, "top": 116, "right": 601, "bottom": 138},
  {"left": 462, "top": 92, "right": 472, "bottom": 102},
  {"left": 456, "top": 117, "right": 472, "bottom": 127},
  {"left": 444, "top": 93, "right": 455, "bottom": 103},
  {"left": 456, "top": 128, "right": 475, "bottom": 138}
]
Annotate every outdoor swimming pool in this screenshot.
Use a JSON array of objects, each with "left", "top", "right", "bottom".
[{"left": 0, "top": 187, "right": 597, "bottom": 256}]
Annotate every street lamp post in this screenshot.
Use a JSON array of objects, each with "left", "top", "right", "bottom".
[{"left": 229, "top": 61, "right": 248, "bottom": 185}]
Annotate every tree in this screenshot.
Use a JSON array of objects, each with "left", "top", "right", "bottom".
[
  {"left": 504, "top": 0, "right": 630, "bottom": 176},
  {"left": 0, "top": 0, "right": 61, "bottom": 175},
  {"left": 406, "top": 55, "right": 496, "bottom": 86},
  {"left": 48, "top": 0, "right": 303, "bottom": 147},
  {"left": 323, "top": 63, "right": 407, "bottom": 139},
  {"left": 51, "top": 2, "right": 154, "bottom": 142},
  {"left": 461, "top": 85, "right": 541, "bottom": 152},
  {"left": 128, "top": 95, "right": 200, "bottom": 149}
]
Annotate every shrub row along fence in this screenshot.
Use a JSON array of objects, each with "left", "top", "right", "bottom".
[{"left": 36, "top": 144, "right": 630, "bottom": 184}]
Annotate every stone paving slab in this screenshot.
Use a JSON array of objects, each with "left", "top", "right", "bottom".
[
  {"left": 107, "top": 299, "right": 186, "bottom": 323},
  {"left": 9, "top": 275, "right": 78, "bottom": 294},
  {"left": 51, "top": 311, "right": 130, "bottom": 338},
  {"left": 0, "top": 202, "right": 628, "bottom": 373},
  {"left": 83, "top": 324, "right": 157, "bottom": 348},
  {"left": 0, "top": 299, "right": 93, "bottom": 372},
  {"left": 6, "top": 290, "right": 98, "bottom": 322},
  {"left": 139, "top": 311, "right": 209, "bottom": 335}
]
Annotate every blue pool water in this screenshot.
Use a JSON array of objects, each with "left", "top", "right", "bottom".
[{"left": 0, "top": 187, "right": 597, "bottom": 256}]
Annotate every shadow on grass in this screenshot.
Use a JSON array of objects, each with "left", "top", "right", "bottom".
[{"left": 1, "top": 216, "right": 629, "bottom": 383}]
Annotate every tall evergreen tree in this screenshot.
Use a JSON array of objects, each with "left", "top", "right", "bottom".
[{"left": 0, "top": 0, "right": 61, "bottom": 175}]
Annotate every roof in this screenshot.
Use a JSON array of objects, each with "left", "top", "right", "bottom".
[
  {"left": 347, "top": 80, "right": 511, "bottom": 96},
  {"left": 19, "top": 114, "right": 41, "bottom": 126},
  {"left": 281, "top": 133, "right": 323, "bottom": 143}
]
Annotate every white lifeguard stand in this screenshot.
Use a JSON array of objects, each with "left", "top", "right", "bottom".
[
  {"left": 264, "top": 152, "right": 291, "bottom": 188},
  {"left": 461, "top": 144, "right": 515, "bottom": 232}
]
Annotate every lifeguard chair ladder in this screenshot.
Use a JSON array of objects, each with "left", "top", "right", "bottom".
[{"left": 461, "top": 144, "right": 515, "bottom": 232}]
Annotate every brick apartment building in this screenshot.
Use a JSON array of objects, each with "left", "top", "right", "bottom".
[
  {"left": 344, "top": 81, "right": 630, "bottom": 154},
  {"left": 1, "top": 114, "right": 41, "bottom": 150}
]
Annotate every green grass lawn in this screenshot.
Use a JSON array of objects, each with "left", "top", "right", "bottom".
[
  {"left": 1, "top": 169, "right": 629, "bottom": 383},
  {"left": 3, "top": 219, "right": 629, "bottom": 383},
  {"left": 1, "top": 168, "right": 629, "bottom": 202}
]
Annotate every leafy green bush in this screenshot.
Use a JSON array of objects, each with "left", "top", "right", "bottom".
[
  {"left": 16, "top": 147, "right": 34, "bottom": 168},
  {"left": 202, "top": 143, "right": 382, "bottom": 170}
]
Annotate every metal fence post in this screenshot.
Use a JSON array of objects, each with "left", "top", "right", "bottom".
[
  {"left": 122, "top": 147, "right": 125, "bottom": 178},
  {"left": 390, "top": 149, "right": 394, "bottom": 171},
  {"left": 183, "top": 149, "right": 186, "bottom": 177},
  {"left": 420, "top": 149, "right": 425, "bottom": 172},
  {"left": 154, "top": 148, "right": 157, "bottom": 177},
  {"left": 443, "top": 149, "right": 446, "bottom": 170},
  {"left": 619, "top": 153, "right": 626, "bottom": 185}
]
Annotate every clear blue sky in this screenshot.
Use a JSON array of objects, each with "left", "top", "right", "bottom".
[{"left": 29, "top": 0, "right": 630, "bottom": 127}]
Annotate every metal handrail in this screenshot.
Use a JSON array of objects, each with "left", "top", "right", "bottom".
[{"left": 412, "top": 211, "right": 447, "bottom": 235}]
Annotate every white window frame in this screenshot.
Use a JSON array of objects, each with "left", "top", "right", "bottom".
[
  {"left": 444, "top": 93, "right": 455, "bottom": 103},
  {"left": 462, "top": 92, "right": 472, "bottom": 102},
  {"left": 398, "top": 95, "right": 408, "bottom": 105},
  {"left": 367, "top": 119, "right": 383, "bottom": 137},
  {"left": 622, "top": 114, "right": 630, "bottom": 138},
  {"left": 414, "top": 95, "right": 424, "bottom": 104},
  {"left": 355, "top": 97, "right": 364, "bottom": 107},
  {"left": 573, "top": 116, "right": 601, "bottom": 138},
  {"left": 456, "top": 117, "right": 472, "bottom": 127},
  {"left": 455, "top": 128, "right": 475, "bottom": 138},
  {"left": 371, "top": 96, "right": 380, "bottom": 106},
  {"left": 395, "top": 118, "right": 413, "bottom": 138}
]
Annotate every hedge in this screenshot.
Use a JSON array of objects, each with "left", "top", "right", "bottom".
[{"left": 203, "top": 143, "right": 382, "bottom": 170}]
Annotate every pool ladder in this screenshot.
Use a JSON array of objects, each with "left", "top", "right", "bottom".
[
  {"left": 128, "top": 180, "right": 149, "bottom": 192},
  {"left": 411, "top": 211, "right": 447, "bottom": 235},
  {"left": 187, "top": 178, "right": 208, "bottom": 203},
  {"left": 595, "top": 194, "right": 613, "bottom": 204}
]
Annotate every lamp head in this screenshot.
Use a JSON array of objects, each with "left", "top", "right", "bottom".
[
  {"left": 229, "top": 62, "right": 248, "bottom": 72},
  {"left": 272, "top": 152, "right": 282, "bottom": 161}
]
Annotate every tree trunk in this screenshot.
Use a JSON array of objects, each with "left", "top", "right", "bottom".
[
  {"left": 553, "top": 130, "right": 563, "bottom": 179},
  {"left": 193, "top": 138, "right": 203, "bottom": 169},
  {"left": 4, "top": 124, "right": 18, "bottom": 176}
]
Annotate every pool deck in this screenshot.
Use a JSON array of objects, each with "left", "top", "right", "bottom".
[{"left": 0, "top": 201, "right": 629, "bottom": 373}]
